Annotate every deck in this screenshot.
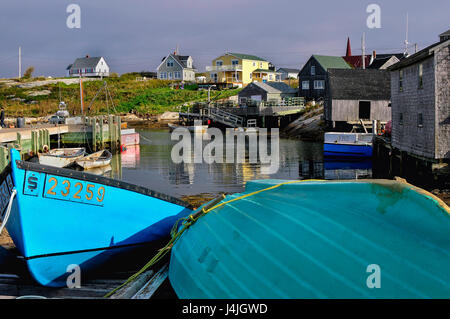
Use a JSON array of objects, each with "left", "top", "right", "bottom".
[{"left": 0, "top": 244, "right": 175, "bottom": 299}]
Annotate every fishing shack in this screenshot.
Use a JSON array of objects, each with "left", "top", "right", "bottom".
[{"left": 324, "top": 68, "right": 392, "bottom": 130}]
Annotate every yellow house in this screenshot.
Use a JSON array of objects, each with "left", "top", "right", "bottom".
[{"left": 206, "top": 53, "right": 280, "bottom": 87}]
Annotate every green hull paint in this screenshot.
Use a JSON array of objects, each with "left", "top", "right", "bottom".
[{"left": 169, "top": 179, "right": 450, "bottom": 299}]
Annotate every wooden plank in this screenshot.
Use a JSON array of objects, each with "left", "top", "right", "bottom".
[
  {"left": 132, "top": 263, "right": 168, "bottom": 299},
  {"left": 109, "top": 270, "right": 155, "bottom": 299}
]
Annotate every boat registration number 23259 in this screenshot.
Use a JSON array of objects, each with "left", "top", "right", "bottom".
[{"left": 24, "top": 171, "right": 106, "bottom": 206}]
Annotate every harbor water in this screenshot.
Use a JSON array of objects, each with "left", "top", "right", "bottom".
[{"left": 106, "top": 128, "right": 373, "bottom": 199}]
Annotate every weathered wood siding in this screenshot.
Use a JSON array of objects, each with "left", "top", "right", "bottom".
[
  {"left": 327, "top": 99, "right": 391, "bottom": 122},
  {"left": 435, "top": 43, "right": 450, "bottom": 159},
  {"left": 391, "top": 56, "right": 437, "bottom": 159}
]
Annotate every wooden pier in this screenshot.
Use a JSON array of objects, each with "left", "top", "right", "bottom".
[
  {"left": 180, "top": 103, "right": 306, "bottom": 129},
  {"left": 0, "top": 116, "right": 123, "bottom": 172}
]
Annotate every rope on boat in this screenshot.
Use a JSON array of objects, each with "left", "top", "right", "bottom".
[
  {"left": 104, "top": 179, "right": 323, "bottom": 298},
  {"left": 0, "top": 189, "right": 17, "bottom": 236}
]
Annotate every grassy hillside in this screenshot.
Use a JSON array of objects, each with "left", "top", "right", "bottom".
[{"left": 0, "top": 74, "right": 241, "bottom": 117}]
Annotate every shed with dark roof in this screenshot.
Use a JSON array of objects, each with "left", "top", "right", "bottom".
[
  {"left": 238, "top": 81, "right": 297, "bottom": 104},
  {"left": 324, "top": 68, "right": 391, "bottom": 125}
]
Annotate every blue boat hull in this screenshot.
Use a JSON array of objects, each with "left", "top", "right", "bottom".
[
  {"left": 1, "top": 149, "right": 192, "bottom": 287},
  {"left": 324, "top": 143, "right": 372, "bottom": 158}
]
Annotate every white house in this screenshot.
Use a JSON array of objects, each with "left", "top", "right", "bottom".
[
  {"left": 157, "top": 53, "right": 196, "bottom": 82},
  {"left": 67, "top": 55, "right": 110, "bottom": 77},
  {"left": 276, "top": 68, "right": 300, "bottom": 80}
]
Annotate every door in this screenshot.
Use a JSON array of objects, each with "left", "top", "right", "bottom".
[{"left": 359, "top": 101, "right": 371, "bottom": 120}]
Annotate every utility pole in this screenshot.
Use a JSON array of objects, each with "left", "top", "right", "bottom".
[
  {"left": 18, "top": 46, "right": 21, "bottom": 79},
  {"left": 362, "top": 32, "right": 366, "bottom": 69}
]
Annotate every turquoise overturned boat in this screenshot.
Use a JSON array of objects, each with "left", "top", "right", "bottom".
[
  {"left": 169, "top": 179, "right": 450, "bottom": 298},
  {"left": 0, "top": 149, "right": 192, "bottom": 287}
]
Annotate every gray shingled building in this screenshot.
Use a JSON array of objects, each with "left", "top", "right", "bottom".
[{"left": 389, "top": 32, "right": 450, "bottom": 161}]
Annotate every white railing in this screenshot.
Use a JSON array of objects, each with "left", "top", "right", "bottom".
[{"left": 206, "top": 65, "right": 243, "bottom": 72}]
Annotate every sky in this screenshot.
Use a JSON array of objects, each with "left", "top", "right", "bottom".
[{"left": 0, "top": 0, "right": 448, "bottom": 78}]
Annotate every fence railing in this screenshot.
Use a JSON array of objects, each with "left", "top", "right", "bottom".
[{"left": 206, "top": 65, "right": 243, "bottom": 72}]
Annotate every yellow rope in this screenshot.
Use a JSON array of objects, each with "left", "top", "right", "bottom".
[{"left": 103, "top": 179, "right": 322, "bottom": 298}]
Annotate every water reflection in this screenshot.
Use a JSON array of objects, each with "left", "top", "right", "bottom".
[{"left": 98, "top": 128, "right": 373, "bottom": 197}]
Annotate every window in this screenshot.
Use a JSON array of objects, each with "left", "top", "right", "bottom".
[
  {"left": 259, "top": 62, "right": 263, "bottom": 68},
  {"left": 160, "top": 72, "right": 167, "bottom": 79},
  {"left": 399, "top": 70, "right": 403, "bottom": 92},
  {"left": 168, "top": 72, "right": 173, "bottom": 79},
  {"left": 269, "top": 74, "right": 273, "bottom": 80},
  {"left": 417, "top": 113, "right": 423, "bottom": 128},
  {"left": 249, "top": 73, "right": 252, "bottom": 79},
  {"left": 313, "top": 80, "right": 324, "bottom": 90},
  {"left": 418, "top": 64, "right": 423, "bottom": 89},
  {"left": 399, "top": 113, "right": 403, "bottom": 125},
  {"left": 253, "top": 62, "right": 256, "bottom": 66},
  {"left": 232, "top": 60, "right": 239, "bottom": 65},
  {"left": 167, "top": 59, "right": 174, "bottom": 67},
  {"left": 174, "top": 71, "right": 181, "bottom": 79},
  {"left": 302, "top": 81, "right": 310, "bottom": 90},
  {"left": 311, "top": 66, "right": 316, "bottom": 75},
  {"left": 216, "top": 60, "right": 223, "bottom": 66}
]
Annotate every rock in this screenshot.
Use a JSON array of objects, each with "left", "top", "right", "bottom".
[
  {"left": 27, "top": 90, "right": 51, "bottom": 97},
  {"left": 158, "top": 111, "right": 179, "bottom": 121}
]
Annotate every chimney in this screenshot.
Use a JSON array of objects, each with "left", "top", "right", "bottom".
[
  {"left": 346, "top": 37, "right": 352, "bottom": 57},
  {"left": 372, "top": 50, "right": 376, "bottom": 59}
]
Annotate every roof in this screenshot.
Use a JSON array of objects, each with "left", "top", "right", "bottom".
[
  {"left": 343, "top": 55, "right": 372, "bottom": 69},
  {"left": 70, "top": 57, "right": 103, "bottom": 69},
  {"left": 440, "top": 29, "right": 450, "bottom": 37},
  {"left": 388, "top": 39, "right": 450, "bottom": 71},
  {"left": 172, "top": 54, "right": 195, "bottom": 69},
  {"left": 367, "top": 56, "right": 402, "bottom": 69},
  {"left": 250, "top": 81, "right": 297, "bottom": 94},
  {"left": 227, "top": 53, "right": 267, "bottom": 62},
  {"left": 312, "top": 55, "right": 352, "bottom": 70},
  {"left": 277, "top": 68, "right": 300, "bottom": 73},
  {"left": 327, "top": 68, "right": 391, "bottom": 100}
]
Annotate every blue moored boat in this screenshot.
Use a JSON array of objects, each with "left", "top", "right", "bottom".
[
  {"left": 169, "top": 179, "right": 450, "bottom": 298},
  {"left": 0, "top": 149, "right": 192, "bottom": 287},
  {"left": 324, "top": 132, "right": 373, "bottom": 158}
]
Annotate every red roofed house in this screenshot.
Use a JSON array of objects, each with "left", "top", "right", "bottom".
[{"left": 342, "top": 37, "right": 372, "bottom": 69}]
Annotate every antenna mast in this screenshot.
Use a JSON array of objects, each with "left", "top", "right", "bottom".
[{"left": 404, "top": 13, "right": 410, "bottom": 56}]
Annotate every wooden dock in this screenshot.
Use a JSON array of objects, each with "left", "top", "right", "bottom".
[
  {"left": 0, "top": 116, "right": 123, "bottom": 172},
  {"left": 0, "top": 245, "right": 175, "bottom": 299}
]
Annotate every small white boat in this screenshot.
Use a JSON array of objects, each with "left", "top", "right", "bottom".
[
  {"left": 75, "top": 150, "right": 112, "bottom": 170},
  {"left": 38, "top": 148, "right": 85, "bottom": 168},
  {"left": 168, "top": 123, "right": 208, "bottom": 133}
]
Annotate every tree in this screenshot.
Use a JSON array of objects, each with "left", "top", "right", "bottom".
[{"left": 23, "top": 66, "right": 35, "bottom": 79}]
